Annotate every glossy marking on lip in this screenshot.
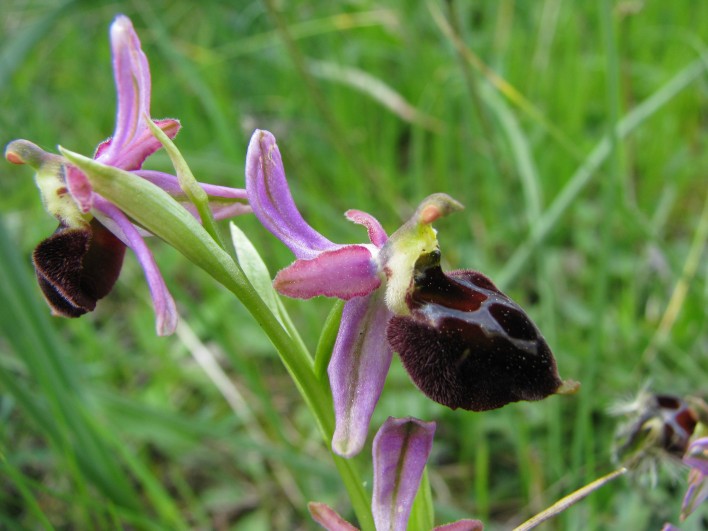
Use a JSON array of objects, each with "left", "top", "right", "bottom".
[{"left": 388, "top": 251, "right": 565, "bottom": 411}]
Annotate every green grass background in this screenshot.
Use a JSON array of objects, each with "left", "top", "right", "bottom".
[{"left": 1, "top": 1, "right": 707, "bottom": 529}]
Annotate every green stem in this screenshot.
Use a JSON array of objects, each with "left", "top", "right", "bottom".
[
  {"left": 61, "top": 148, "right": 374, "bottom": 530},
  {"left": 513, "top": 467, "right": 628, "bottom": 531},
  {"left": 216, "top": 262, "right": 374, "bottom": 531}
]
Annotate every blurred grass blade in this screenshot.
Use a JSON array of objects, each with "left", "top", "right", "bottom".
[
  {"left": 0, "top": 0, "right": 77, "bottom": 93},
  {"left": 210, "top": 10, "right": 398, "bottom": 61},
  {"left": 0, "top": 218, "right": 184, "bottom": 522},
  {"left": 0, "top": 448, "right": 55, "bottom": 529},
  {"left": 482, "top": 84, "right": 542, "bottom": 223},
  {"left": 309, "top": 60, "right": 444, "bottom": 132},
  {"left": 497, "top": 58, "right": 706, "bottom": 288},
  {"left": 427, "top": 0, "right": 582, "bottom": 159}
]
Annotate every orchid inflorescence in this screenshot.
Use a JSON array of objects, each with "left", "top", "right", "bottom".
[{"left": 5, "top": 13, "right": 704, "bottom": 531}]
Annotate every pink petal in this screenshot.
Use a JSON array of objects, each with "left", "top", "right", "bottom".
[
  {"left": 96, "top": 119, "right": 181, "bottom": 171},
  {"left": 330, "top": 294, "right": 393, "bottom": 457},
  {"left": 97, "top": 15, "right": 181, "bottom": 170},
  {"left": 372, "top": 417, "right": 436, "bottom": 531},
  {"left": 135, "top": 169, "right": 249, "bottom": 201},
  {"left": 93, "top": 196, "right": 178, "bottom": 335},
  {"left": 308, "top": 502, "right": 359, "bottom": 531},
  {"left": 246, "top": 130, "right": 336, "bottom": 259},
  {"left": 345, "top": 209, "right": 387, "bottom": 248},
  {"left": 274, "top": 246, "right": 380, "bottom": 300},
  {"left": 65, "top": 165, "right": 94, "bottom": 213},
  {"left": 104, "top": 15, "right": 151, "bottom": 159}
]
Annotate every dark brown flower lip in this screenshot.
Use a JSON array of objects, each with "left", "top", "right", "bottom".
[
  {"left": 32, "top": 221, "right": 126, "bottom": 318},
  {"left": 387, "top": 255, "right": 577, "bottom": 411}
]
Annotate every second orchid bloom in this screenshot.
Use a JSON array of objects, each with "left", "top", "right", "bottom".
[
  {"left": 6, "top": 15, "right": 249, "bottom": 336},
  {"left": 246, "top": 130, "right": 577, "bottom": 458}
]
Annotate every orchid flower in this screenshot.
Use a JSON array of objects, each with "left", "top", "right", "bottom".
[
  {"left": 680, "top": 437, "right": 708, "bottom": 521},
  {"left": 612, "top": 392, "right": 700, "bottom": 481},
  {"left": 246, "top": 130, "right": 576, "bottom": 458},
  {"left": 5, "top": 15, "right": 248, "bottom": 335},
  {"left": 308, "top": 417, "right": 484, "bottom": 531}
]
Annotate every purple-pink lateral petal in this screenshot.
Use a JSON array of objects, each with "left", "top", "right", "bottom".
[
  {"left": 372, "top": 417, "right": 436, "bottom": 531},
  {"left": 345, "top": 209, "right": 388, "bottom": 248},
  {"left": 681, "top": 468, "right": 708, "bottom": 521},
  {"left": 681, "top": 437, "right": 708, "bottom": 520},
  {"left": 274, "top": 246, "right": 381, "bottom": 300},
  {"left": 97, "top": 119, "right": 181, "bottom": 171},
  {"left": 330, "top": 294, "right": 393, "bottom": 457},
  {"left": 246, "top": 130, "right": 335, "bottom": 259},
  {"left": 684, "top": 437, "right": 708, "bottom": 476},
  {"left": 104, "top": 15, "right": 151, "bottom": 161},
  {"left": 308, "top": 502, "right": 359, "bottom": 531},
  {"left": 135, "top": 170, "right": 248, "bottom": 200},
  {"left": 135, "top": 170, "right": 251, "bottom": 220},
  {"left": 97, "top": 15, "right": 181, "bottom": 171},
  {"left": 93, "top": 196, "right": 178, "bottom": 335},
  {"left": 65, "top": 165, "right": 94, "bottom": 213}
]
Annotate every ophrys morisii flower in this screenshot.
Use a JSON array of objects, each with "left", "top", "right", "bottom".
[{"left": 246, "top": 129, "right": 576, "bottom": 457}]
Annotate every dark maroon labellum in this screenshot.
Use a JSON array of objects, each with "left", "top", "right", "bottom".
[
  {"left": 387, "top": 251, "right": 564, "bottom": 411},
  {"left": 33, "top": 221, "right": 126, "bottom": 317}
]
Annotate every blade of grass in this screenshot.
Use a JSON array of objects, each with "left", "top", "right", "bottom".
[
  {"left": 571, "top": 3, "right": 623, "bottom": 520},
  {"left": 496, "top": 58, "right": 706, "bottom": 289},
  {"left": 0, "top": 0, "right": 77, "bottom": 93},
  {"left": 0, "top": 218, "right": 187, "bottom": 524}
]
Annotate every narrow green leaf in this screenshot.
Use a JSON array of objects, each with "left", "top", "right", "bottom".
[
  {"left": 229, "top": 222, "right": 281, "bottom": 318},
  {"left": 146, "top": 117, "right": 225, "bottom": 249},
  {"left": 409, "top": 467, "right": 435, "bottom": 531},
  {"left": 314, "top": 299, "right": 345, "bottom": 381}
]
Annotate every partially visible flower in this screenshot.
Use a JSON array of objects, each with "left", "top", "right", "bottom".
[
  {"left": 308, "top": 417, "right": 484, "bottom": 531},
  {"left": 246, "top": 130, "right": 575, "bottom": 457},
  {"left": 6, "top": 15, "right": 248, "bottom": 335},
  {"left": 680, "top": 437, "right": 708, "bottom": 521},
  {"left": 612, "top": 391, "right": 699, "bottom": 481}
]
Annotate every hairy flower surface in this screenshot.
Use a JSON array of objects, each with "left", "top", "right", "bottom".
[
  {"left": 6, "top": 15, "right": 248, "bottom": 335},
  {"left": 246, "top": 130, "right": 575, "bottom": 457}
]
